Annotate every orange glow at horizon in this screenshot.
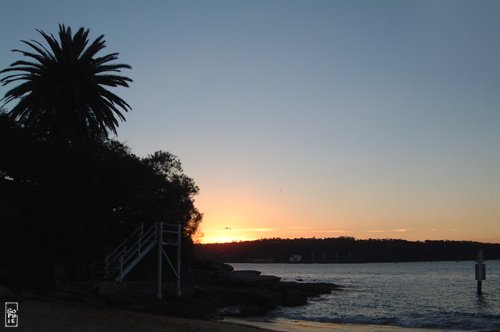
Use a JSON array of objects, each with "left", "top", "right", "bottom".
[
  {"left": 196, "top": 201, "right": 500, "bottom": 244},
  {"left": 194, "top": 178, "right": 500, "bottom": 245},
  {"left": 200, "top": 225, "right": 500, "bottom": 244}
]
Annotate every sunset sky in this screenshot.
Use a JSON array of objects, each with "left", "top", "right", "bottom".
[{"left": 1, "top": 0, "right": 499, "bottom": 243}]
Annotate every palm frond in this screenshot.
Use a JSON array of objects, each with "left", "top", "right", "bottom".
[
  {"left": 36, "top": 29, "right": 62, "bottom": 60},
  {"left": 1, "top": 25, "right": 132, "bottom": 141},
  {"left": 20, "top": 40, "right": 54, "bottom": 62}
]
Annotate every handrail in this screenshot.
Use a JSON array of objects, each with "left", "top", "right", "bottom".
[
  {"left": 105, "top": 223, "right": 153, "bottom": 277},
  {"left": 107, "top": 224, "right": 152, "bottom": 261},
  {"left": 106, "top": 224, "right": 144, "bottom": 261},
  {"left": 121, "top": 226, "right": 156, "bottom": 259},
  {"left": 98, "top": 222, "right": 181, "bottom": 282},
  {"left": 122, "top": 228, "right": 156, "bottom": 263}
]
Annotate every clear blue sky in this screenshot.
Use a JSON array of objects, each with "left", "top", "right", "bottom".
[{"left": 1, "top": 0, "right": 499, "bottom": 242}]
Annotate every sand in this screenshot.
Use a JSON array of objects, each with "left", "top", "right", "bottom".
[
  {"left": 15, "top": 299, "right": 273, "bottom": 332},
  {"left": 12, "top": 299, "right": 448, "bottom": 332},
  {"left": 224, "top": 318, "right": 448, "bottom": 332}
]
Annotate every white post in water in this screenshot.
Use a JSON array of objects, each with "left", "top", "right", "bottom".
[
  {"left": 157, "top": 222, "right": 163, "bottom": 300},
  {"left": 475, "top": 249, "right": 485, "bottom": 295}
]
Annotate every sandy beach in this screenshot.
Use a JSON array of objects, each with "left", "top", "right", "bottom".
[
  {"left": 12, "top": 299, "right": 451, "bottom": 332},
  {"left": 224, "top": 318, "right": 446, "bottom": 332},
  {"left": 15, "top": 299, "right": 272, "bottom": 332}
]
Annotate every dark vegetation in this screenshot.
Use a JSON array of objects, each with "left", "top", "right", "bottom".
[
  {"left": 197, "top": 237, "right": 500, "bottom": 263},
  {"left": 0, "top": 25, "right": 202, "bottom": 290}
]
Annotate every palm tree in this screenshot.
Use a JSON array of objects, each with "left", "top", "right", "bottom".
[{"left": 0, "top": 24, "right": 132, "bottom": 142}]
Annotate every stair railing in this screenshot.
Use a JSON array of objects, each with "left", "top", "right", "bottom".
[
  {"left": 96, "top": 222, "right": 182, "bottom": 291},
  {"left": 114, "top": 223, "right": 158, "bottom": 280},
  {"left": 105, "top": 223, "right": 149, "bottom": 277}
]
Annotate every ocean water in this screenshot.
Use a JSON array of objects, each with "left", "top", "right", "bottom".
[{"left": 230, "top": 261, "right": 500, "bottom": 331}]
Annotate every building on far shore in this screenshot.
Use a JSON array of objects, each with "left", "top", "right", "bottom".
[{"left": 289, "top": 254, "right": 302, "bottom": 263}]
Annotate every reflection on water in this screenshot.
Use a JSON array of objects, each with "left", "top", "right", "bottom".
[
  {"left": 476, "top": 293, "right": 491, "bottom": 310},
  {"left": 231, "top": 261, "right": 500, "bottom": 330}
]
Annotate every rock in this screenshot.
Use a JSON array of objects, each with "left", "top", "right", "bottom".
[
  {"left": 231, "top": 287, "right": 281, "bottom": 308},
  {"left": 279, "top": 288, "right": 308, "bottom": 306},
  {"left": 220, "top": 304, "right": 265, "bottom": 317},
  {"left": 191, "top": 259, "right": 234, "bottom": 272},
  {"left": 217, "top": 271, "right": 281, "bottom": 286},
  {"left": 191, "top": 265, "right": 341, "bottom": 318},
  {"left": 212, "top": 262, "right": 234, "bottom": 272},
  {"left": 233, "top": 270, "right": 261, "bottom": 275}
]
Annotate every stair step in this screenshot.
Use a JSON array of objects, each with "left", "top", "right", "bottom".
[{"left": 93, "top": 222, "right": 181, "bottom": 282}]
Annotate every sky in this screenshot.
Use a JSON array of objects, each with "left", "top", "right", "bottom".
[{"left": 1, "top": 0, "right": 499, "bottom": 243}]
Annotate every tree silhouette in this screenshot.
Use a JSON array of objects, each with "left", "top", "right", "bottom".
[
  {"left": 0, "top": 24, "right": 132, "bottom": 142},
  {"left": 0, "top": 26, "right": 203, "bottom": 287}
]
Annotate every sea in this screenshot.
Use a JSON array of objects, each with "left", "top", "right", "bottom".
[{"left": 229, "top": 261, "right": 500, "bottom": 331}]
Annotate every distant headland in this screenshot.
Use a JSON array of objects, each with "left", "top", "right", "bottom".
[{"left": 196, "top": 237, "right": 500, "bottom": 263}]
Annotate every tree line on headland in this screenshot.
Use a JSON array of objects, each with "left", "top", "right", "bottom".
[
  {"left": 197, "top": 237, "right": 500, "bottom": 263},
  {"left": 0, "top": 25, "right": 202, "bottom": 289}
]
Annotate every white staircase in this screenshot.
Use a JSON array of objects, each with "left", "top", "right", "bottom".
[{"left": 102, "top": 222, "right": 181, "bottom": 283}]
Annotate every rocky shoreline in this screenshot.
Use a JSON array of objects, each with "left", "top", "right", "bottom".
[
  {"left": 1, "top": 262, "right": 341, "bottom": 321},
  {"left": 191, "top": 262, "right": 341, "bottom": 317}
]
